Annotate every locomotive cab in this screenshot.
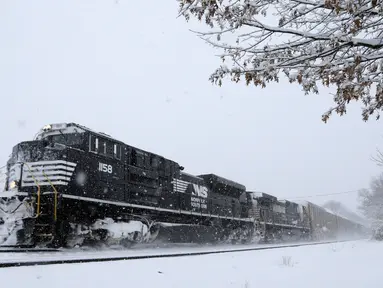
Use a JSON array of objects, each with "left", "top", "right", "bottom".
[{"left": 35, "top": 123, "right": 86, "bottom": 150}]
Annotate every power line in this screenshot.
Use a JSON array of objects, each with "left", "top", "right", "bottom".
[
  {"left": 286, "top": 189, "right": 361, "bottom": 200},
  {"left": 255, "top": 189, "right": 362, "bottom": 201}
]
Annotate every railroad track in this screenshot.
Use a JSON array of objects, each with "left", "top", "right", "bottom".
[
  {"left": 0, "top": 239, "right": 354, "bottom": 268},
  {"left": 0, "top": 242, "right": 200, "bottom": 253}
]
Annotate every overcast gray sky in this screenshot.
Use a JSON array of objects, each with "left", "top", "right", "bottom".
[{"left": 1, "top": 0, "right": 382, "bottom": 213}]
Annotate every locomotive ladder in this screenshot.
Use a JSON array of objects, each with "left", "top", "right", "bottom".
[{"left": 23, "top": 163, "right": 59, "bottom": 244}]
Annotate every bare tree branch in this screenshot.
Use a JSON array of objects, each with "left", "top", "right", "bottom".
[
  {"left": 177, "top": 0, "right": 383, "bottom": 122},
  {"left": 371, "top": 138, "right": 383, "bottom": 166}
]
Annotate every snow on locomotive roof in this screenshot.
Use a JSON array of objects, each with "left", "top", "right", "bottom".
[
  {"left": 198, "top": 174, "right": 246, "bottom": 191},
  {"left": 252, "top": 192, "right": 264, "bottom": 197},
  {"left": 278, "top": 199, "right": 300, "bottom": 206},
  {"left": 35, "top": 123, "right": 87, "bottom": 140},
  {"left": 36, "top": 123, "right": 118, "bottom": 141},
  {"left": 180, "top": 171, "right": 204, "bottom": 181},
  {"left": 250, "top": 191, "right": 277, "bottom": 201}
]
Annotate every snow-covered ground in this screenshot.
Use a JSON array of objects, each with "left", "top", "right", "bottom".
[
  {"left": 0, "top": 240, "right": 343, "bottom": 264},
  {"left": 0, "top": 239, "right": 379, "bottom": 288}
]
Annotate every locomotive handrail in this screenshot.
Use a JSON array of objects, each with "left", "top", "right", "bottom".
[
  {"left": 41, "top": 171, "right": 59, "bottom": 222},
  {"left": 22, "top": 162, "right": 42, "bottom": 218}
]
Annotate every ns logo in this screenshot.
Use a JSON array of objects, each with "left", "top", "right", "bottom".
[{"left": 191, "top": 184, "right": 208, "bottom": 198}]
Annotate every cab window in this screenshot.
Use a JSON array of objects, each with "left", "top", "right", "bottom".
[
  {"left": 114, "top": 144, "right": 121, "bottom": 159},
  {"left": 89, "top": 134, "right": 122, "bottom": 160},
  {"left": 51, "top": 133, "right": 83, "bottom": 147}
]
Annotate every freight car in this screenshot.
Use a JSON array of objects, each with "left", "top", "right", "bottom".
[
  {"left": 301, "top": 201, "right": 368, "bottom": 241},
  {"left": 0, "top": 123, "right": 366, "bottom": 248}
]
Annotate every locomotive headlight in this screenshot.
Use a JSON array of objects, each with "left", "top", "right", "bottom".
[
  {"left": 9, "top": 181, "right": 18, "bottom": 189},
  {"left": 42, "top": 124, "right": 52, "bottom": 132}
]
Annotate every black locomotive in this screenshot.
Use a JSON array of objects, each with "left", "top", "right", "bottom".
[{"left": 0, "top": 123, "right": 366, "bottom": 247}]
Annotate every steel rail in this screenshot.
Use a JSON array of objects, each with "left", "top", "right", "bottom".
[{"left": 0, "top": 239, "right": 355, "bottom": 269}]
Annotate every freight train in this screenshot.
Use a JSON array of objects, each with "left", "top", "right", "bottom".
[{"left": 0, "top": 123, "right": 366, "bottom": 248}]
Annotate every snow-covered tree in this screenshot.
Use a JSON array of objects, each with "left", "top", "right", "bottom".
[
  {"left": 358, "top": 173, "right": 383, "bottom": 240},
  {"left": 177, "top": 0, "right": 383, "bottom": 122}
]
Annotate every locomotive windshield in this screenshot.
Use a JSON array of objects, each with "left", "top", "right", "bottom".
[{"left": 49, "top": 133, "right": 84, "bottom": 146}]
